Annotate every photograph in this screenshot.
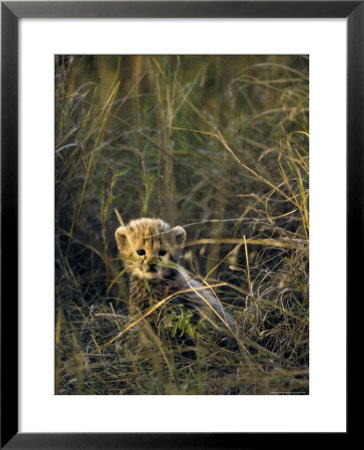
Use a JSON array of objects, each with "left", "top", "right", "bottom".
[{"left": 55, "top": 54, "right": 309, "bottom": 396}]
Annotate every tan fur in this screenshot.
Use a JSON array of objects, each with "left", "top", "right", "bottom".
[{"left": 115, "top": 218, "right": 234, "bottom": 331}]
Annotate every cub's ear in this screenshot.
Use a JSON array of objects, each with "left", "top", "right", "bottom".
[
  {"left": 170, "top": 226, "right": 186, "bottom": 246},
  {"left": 115, "top": 226, "right": 127, "bottom": 251}
]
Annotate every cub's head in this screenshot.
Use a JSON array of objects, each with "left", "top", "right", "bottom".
[{"left": 115, "top": 218, "right": 186, "bottom": 280}]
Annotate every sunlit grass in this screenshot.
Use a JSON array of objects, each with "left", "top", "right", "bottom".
[{"left": 55, "top": 55, "right": 309, "bottom": 395}]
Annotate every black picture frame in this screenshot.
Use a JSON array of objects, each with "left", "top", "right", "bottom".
[{"left": 1, "top": 1, "right": 357, "bottom": 448}]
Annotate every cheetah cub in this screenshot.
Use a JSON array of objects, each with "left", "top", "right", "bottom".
[{"left": 115, "top": 218, "right": 234, "bottom": 331}]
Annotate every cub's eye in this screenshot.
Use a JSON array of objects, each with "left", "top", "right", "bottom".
[
  {"left": 158, "top": 250, "right": 167, "bottom": 257},
  {"left": 136, "top": 249, "right": 145, "bottom": 256}
]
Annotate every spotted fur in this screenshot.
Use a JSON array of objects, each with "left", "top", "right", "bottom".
[{"left": 115, "top": 218, "right": 234, "bottom": 331}]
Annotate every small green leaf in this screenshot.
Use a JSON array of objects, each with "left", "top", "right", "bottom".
[
  {"left": 166, "top": 314, "right": 173, "bottom": 326},
  {"left": 186, "top": 324, "right": 195, "bottom": 338},
  {"left": 179, "top": 322, "right": 186, "bottom": 337},
  {"left": 171, "top": 322, "right": 178, "bottom": 338}
]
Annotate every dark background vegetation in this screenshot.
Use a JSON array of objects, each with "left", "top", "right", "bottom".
[{"left": 55, "top": 55, "right": 309, "bottom": 395}]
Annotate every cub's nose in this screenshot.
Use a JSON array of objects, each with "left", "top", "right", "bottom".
[{"left": 147, "top": 259, "right": 158, "bottom": 272}]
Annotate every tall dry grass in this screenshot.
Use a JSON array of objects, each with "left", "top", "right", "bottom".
[{"left": 55, "top": 55, "right": 309, "bottom": 395}]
